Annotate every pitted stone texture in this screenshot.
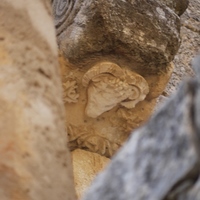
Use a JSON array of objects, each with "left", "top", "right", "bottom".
[
  {"left": 59, "top": 54, "right": 158, "bottom": 158},
  {"left": 53, "top": 0, "right": 181, "bottom": 74},
  {"left": 159, "top": 0, "right": 189, "bottom": 16}
]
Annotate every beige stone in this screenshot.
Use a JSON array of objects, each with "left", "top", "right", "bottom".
[
  {"left": 82, "top": 62, "right": 149, "bottom": 118},
  {"left": 59, "top": 53, "right": 173, "bottom": 197},
  {"left": 59, "top": 54, "right": 173, "bottom": 158},
  {"left": 72, "top": 149, "right": 109, "bottom": 199},
  {"left": 0, "top": 1, "right": 76, "bottom": 199}
]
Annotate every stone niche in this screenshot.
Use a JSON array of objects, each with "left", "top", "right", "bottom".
[{"left": 52, "top": 0, "right": 187, "bottom": 197}]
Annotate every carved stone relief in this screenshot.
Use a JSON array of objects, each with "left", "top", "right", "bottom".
[
  {"left": 67, "top": 123, "right": 119, "bottom": 157},
  {"left": 63, "top": 79, "right": 79, "bottom": 103},
  {"left": 53, "top": 0, "right": 182, "bottom": 159},
  {"left": 82, "top": 62, "right": 149, "bottom": 118},
  {"left": 52, "top": 0, "right": 181, "bottom": 157},
  {"left": 59, "top": 54, "right": 173, "bottom": 158}
]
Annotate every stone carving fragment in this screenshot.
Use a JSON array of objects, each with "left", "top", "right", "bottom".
[
  {"left": 82, "top": 62, "right": 149, "bottom": 118},
  {"left": 63, "top": 79, "right": 79, "bottom": 103},
  {"left": 59, "top": 55, "right": 159, "bottom": 158},
  {"left": 67, "top": 124, "right": 119, "bottom": 157}
]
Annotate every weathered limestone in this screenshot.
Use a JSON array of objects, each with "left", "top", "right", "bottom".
[
  {"left": 83, "top": 57, "right": 200, "bottom": 200},
  {"left": 53, "top": 0, "right": 181, "bottom": 67},
  {"left": 0, "top": 1, "right": 76, "bottom": 200},
  {"left": 53, "top": 0, "right": 185, "bottom": 197}
]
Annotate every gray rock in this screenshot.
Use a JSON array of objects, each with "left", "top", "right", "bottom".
[
  {"left": 83, "top": 74, "right": 200, "bottom": 200},
  {"left": 52, "top": 0, "right": 181, "bottom": 73},
  {"left": 164, "top": 0, "right": 200, "bottom": 96},
  {"left": 159, "top": 0, "right": 189, "bottom": 16}
]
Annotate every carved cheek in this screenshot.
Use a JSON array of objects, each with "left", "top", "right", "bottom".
[{"left": 85, "top": 83, "right": 121, "bottom": 118}]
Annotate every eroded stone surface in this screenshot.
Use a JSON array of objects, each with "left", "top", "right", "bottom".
[
  {"left": 54, "top": 0, "right": 182, "bottom": 158},
  {"left": 82, "top": 62, "right": 149, "bottom": 118},
  {"left": 53, "top": 0, "right": 186, "bottom": 198}
]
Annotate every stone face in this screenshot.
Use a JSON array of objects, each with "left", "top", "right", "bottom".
[
  {"left": 83, "top": 74, "right": 200, "bottom": 200},
  {"left": 82, "top": 62, "right": 149, "bottom": 118},
  {"left": 0, "top": 1, "right": 76, "bottom": 200},
  {"left": 59, "top": 53, "right": 158, "bottom": 158}
]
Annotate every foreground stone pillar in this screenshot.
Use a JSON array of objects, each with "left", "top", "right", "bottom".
[{"left": 0, "top": 1, "right": 76, "bottom": 200}]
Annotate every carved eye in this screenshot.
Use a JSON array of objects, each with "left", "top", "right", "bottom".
[{"left": 130, "top": 86, "right": 140, "bottom": 100}]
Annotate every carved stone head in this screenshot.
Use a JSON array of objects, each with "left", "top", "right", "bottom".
[{"left": 82, "top": 62, "right": 149, "bottom": 118}]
